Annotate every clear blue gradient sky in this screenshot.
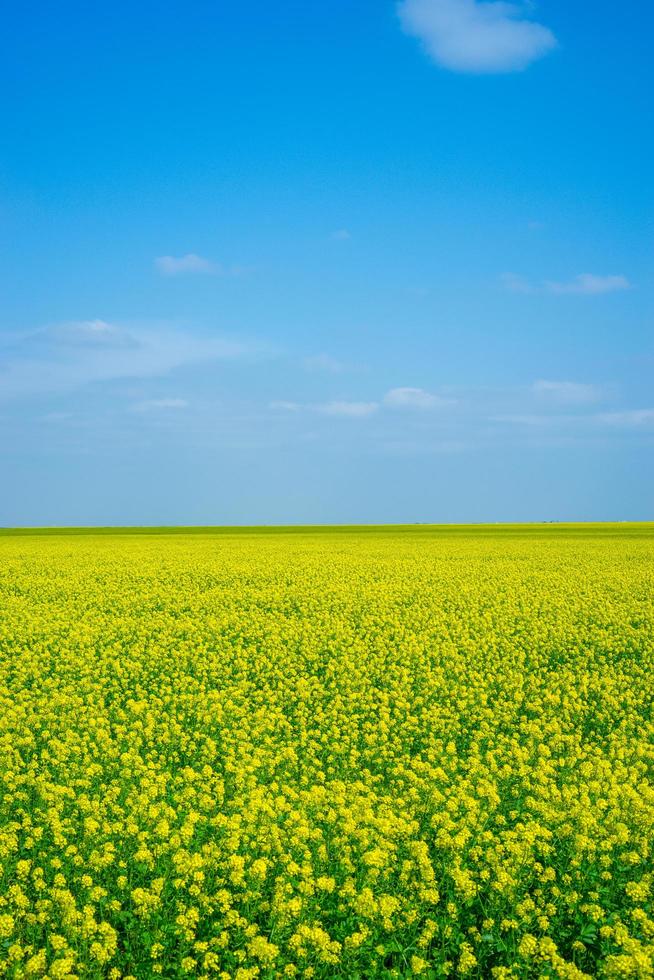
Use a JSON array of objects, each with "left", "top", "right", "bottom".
[{"left": 1, "top": 0, "right": 652, "bottom": 525}]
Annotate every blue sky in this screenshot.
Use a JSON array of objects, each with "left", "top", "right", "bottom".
[{"left": 1, "top": 0, "right": 652, "bottom": 525}]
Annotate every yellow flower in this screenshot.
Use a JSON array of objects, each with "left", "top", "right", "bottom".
[
  {"left": 0, "top": 523, "right": 651, "bottom": 979},
  {"left": 458, "top": 942, "right": 477, "bottom": 975},
  {"left": 518, "top": 933, "right": 538, "bottom": 958}
]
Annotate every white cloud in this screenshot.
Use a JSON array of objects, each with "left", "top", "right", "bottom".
[
  {"left": 271, "top": 389, "right": 453, "bottom": 418},
  {"left": 303, "top": 353, "right": 345, "bottom": 374},
  {"left": 331, "top": 229, "right": 351, "bottom": 241},
  {"left": 317, "top": 401, "right": 379, "bottom": 418},
  {"left": 492, "top": 409, "right": 654, "bottom": 430},
  {"left": 132, "top": 398, "right": 189, "bottom": 412},
  {"left": 155, "top": 254, "right": 229, "bottom": 276},
  {"left": 502, "top": 272, "right": 632, "bottom": 296},
  {"left": 533, "top": 380, "right": 601, "bottom": 405},
  {"left": 597, "top": 409, "right": 654, "bottom": 427},
  {"left": 501, "top": 272, "right": 533, "bottom": 294},
  {"left": 270, "top": 398, "right": 378, "bottom": 417},
  {"left": 398, "top": 0, "right": 557, "bottom": 73},
  {"left": 270, "top": 400, "right": 301, "bottom": 412},
  {"left": 546, "top": 274, "right": 631, "bottom": 295},
  {"left": 32, "top": 319, "right": 138, "bottom": 348},
  {"left": 384, "top": 386, "right": 455, "bottom": 410},
  {"left": 0, "top": 321, "right": 253, "bottom": 400},
  {"left": 491, "top": 413, "right": 555, "bottom": 426}
]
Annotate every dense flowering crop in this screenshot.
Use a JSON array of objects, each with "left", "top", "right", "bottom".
[{"left": 0, "top": 524, "right": 653, "bottom": 979}]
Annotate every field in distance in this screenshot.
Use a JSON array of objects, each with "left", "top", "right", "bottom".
[{"left": 0, "top": 524, "right": 652, "bottom": 978}]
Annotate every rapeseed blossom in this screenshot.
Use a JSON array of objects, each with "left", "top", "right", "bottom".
[{"left": 0, "top": 523, "right": 652, "bottom": 977}]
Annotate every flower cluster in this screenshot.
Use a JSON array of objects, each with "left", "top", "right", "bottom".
[{"left": 0, "top": 523, "right": 652, "bottom": 977}]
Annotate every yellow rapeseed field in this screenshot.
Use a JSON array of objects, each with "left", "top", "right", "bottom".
[{"left": 0, "top": 524, "right": 652, "bottom": 979}]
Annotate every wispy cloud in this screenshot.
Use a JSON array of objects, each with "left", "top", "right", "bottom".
[
  {"left": 269, "top": 399, "right": 378, "bottom": 418},
  {"left": 502, "top": 273, "right": 632, "bottom": 296},
  {"left": 131, "top": 398, "right": 189, "bottom": 412},
  {"left": 0, "top": 320, "right": 254, "bottom": 400},
  {"left": 491, "top": 413, "right": 556, "bottom": 427},
  {"left": 303, "top": 353, "right": 346, "bottom": 374},
  {"left": 269, "top": 388, "right": 456, "bottom": 418},
  {"left": 154, "top": 254, "right": 242, "bottom": 277},
  {"left": 269, "top": 400, "right": 302, "bottom": 412},
  {"left": 545, "top": 274, "right": 631, "bottom": 295},
  {"left": 30, "top": 319, "right": 138, "bottom": 349},
  {"left": 266, "top": 378, "right": 653, "bottom": 451},
  {"left": 500, "top": 272, "right": 533, "bottom": 294},
  {"left": 533, "top": 380, "right": 602, "bottom": 406},
  {"left": 596, "top": 409, "right": 654, "bottom": 428},
  {"left": 384, "top": 386, "right": 456, "bottom": 410},
  {"left": 493, "top": 409, "right": 654, "bottom": 430},
  {"left": 398, "top": 0, "right": 557, "bottom": 73},
  {"left": 330, "top": 229, "right": 351, "bottom": 241},
  {"left": 317, "top": 401, "right": 379, "bottom": 418},
  {"left": 41, "top": 411, "right": 75, "bottom": 423},
  {"left": 271, "top": 387, "right": 455, "bottom": 418}
]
